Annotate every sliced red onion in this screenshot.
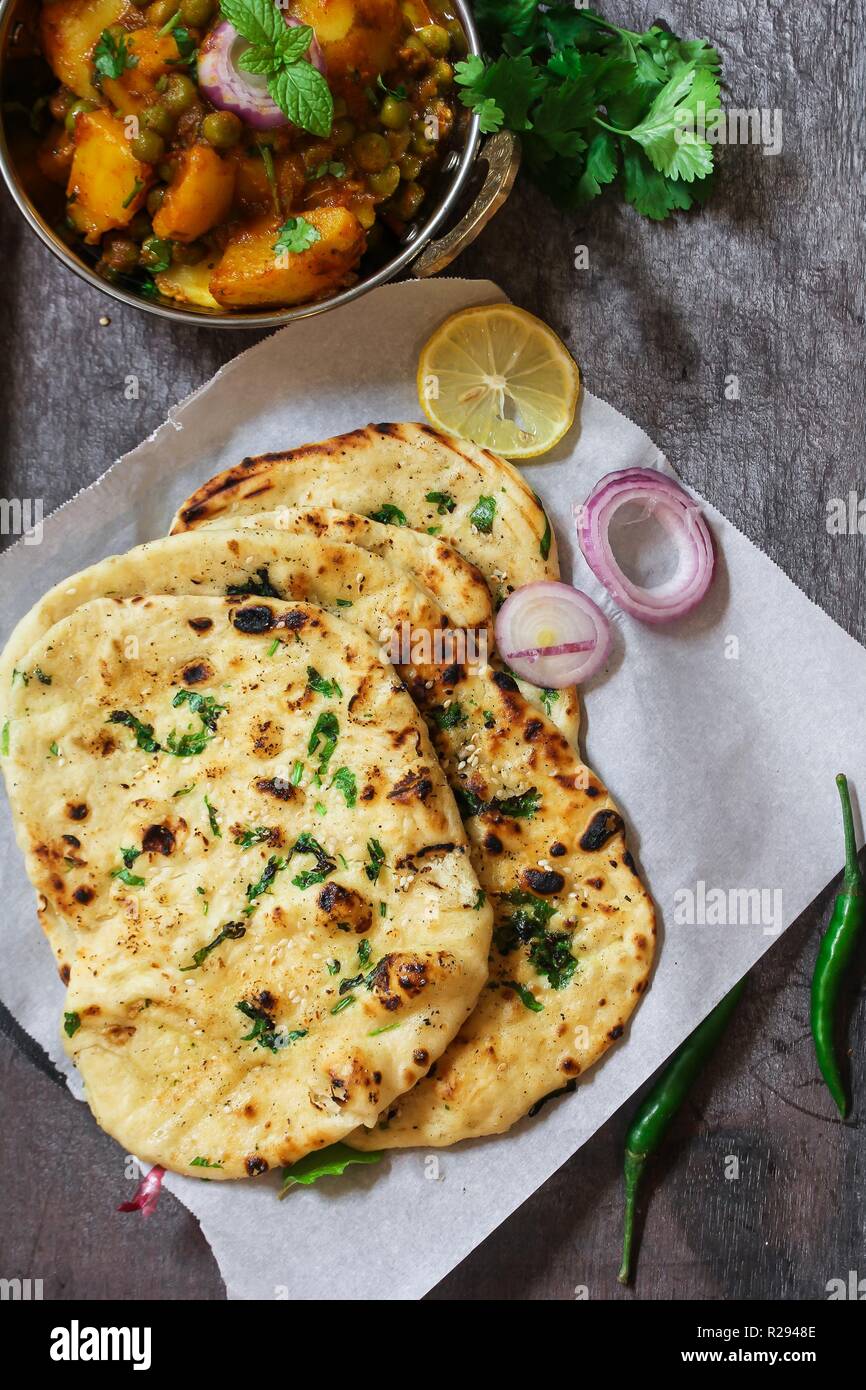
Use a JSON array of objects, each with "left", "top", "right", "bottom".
[
  {"left": 118, "top": 1164, "right": 165, "bottom": 1218},
  {"left": 495, "top": 581, "right": 611, "bottom": 687},
  {"left": 198, "top": 18, "right": 325, "bottom": 131},
  {"left": 507, "top": 639, "right": 596, "bottom": 659},
  {"left": 576, "top": 467, "right": 715, "bottom": 624}
]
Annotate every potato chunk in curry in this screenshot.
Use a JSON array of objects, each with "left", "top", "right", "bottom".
[
  {"left": 66, "top": 109, "right": 151, "bottom": 243},
  {"left": 210, "top": 207, "right": 365, "bottom": 307}
]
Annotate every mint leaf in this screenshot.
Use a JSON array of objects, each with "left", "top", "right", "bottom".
[
  {"left": 268, "top": 62, "right": 333, "bottom": 138},
  {"left": 273, "top": 215, "right": 320, "bottom": 254},
  {"left": 274, "top": 22, "right": 314, "bottom": 65},
  {"left": 219, "top": 0, "right": 284, "bottom": 49},
  {"left": 279, "top": 1142, "right": 382, "bottom": 1195},
  {"left": 237, "top": 44, "right": 278, "bottom": 75}
]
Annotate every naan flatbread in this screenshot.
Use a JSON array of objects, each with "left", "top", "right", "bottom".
[
  {"left": 2, "top": 596, "right": 492, "bottom": 1177},
  {"left": 350, "top": 664, "right": 656, "bottom": 1147},
  {"left": 199, "top": 506, "right": 494, "bottom": 635},
  {"left": 170, "top": 422, "right": 581, "bottom": 746}
]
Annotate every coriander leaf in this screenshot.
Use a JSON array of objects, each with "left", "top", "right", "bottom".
[
  {"left": 528, "top": 931, "right": 578, "bottom": 988},
  {"left": 180, "top": 921, "right": 246, "bottom": 971},
  {"left": 432, "top": 702, "right": 467, "bottom": 730},
  {"left": 108, "top": 709, "right": 161, "bottom": 753},
  {"left": 365, "top": 838, "right": 385, "bottom": 883},
  {"left": 623, "top": 63, "right": 719, "bottom": 182},
  {"left": 425, "top": 490, "right": 456, "bottom": 514},
  {"left": 501, "top": 978, "right": 544, "bottom": 1011},
  {"left": 469, "top": 494, "right": 496, "bottom": 533},
  {"left": 621, "top": 144, "right": 692, "bottom": 220},
  {"left": 456, "top": 54, "right": 545, "bottom": 132},
  {"left": 94, "top": 29, "right": 138, "bottom": 80},
  {"left": 331, "top": 766, "right": 357, "bottom": 808},
  {"left": 473, "top": 0, "right": 542, "bottom": 48},
  {"left": 273, "top": 215, "right": 321, "bottom": 255},
  {"left": 307, "top": 666, "right": 342, "bottom": 698},
  {"left": 233, "top": 825, "right": 274, "bottom": 849},
  {"left": 268, "top": 62, "right": 333, "bottom": 139},
  {"left": 576, "top": 129, "right": 619, "bottom": 202},
  {"left": 467, "top": 95, "right": 504, "bottom": 134},
  {"left": 280, "top": 1142, "right": 382, "bottom": 1195},
  {"left": 227, "top": 565, "right": 281, "bottom": 598},
  {"left": 204, "top": 794, "right": 222, "bottom": 837},
  {"left": 64, "top": 1011, "right": 81, "bottom": 1038},
  {"left": 368, "top": 503, "right": 407, "bottom": 526}
]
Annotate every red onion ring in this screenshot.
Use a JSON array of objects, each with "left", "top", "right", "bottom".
[
  {"left": 198, "top": 18, "right": 325, "bottom": 131},
  {"left": 576, "top": 467, "right": 715, "bottom": 624},
  {"left": 118, "top": 1164, "right": 165, "bottom": 1218},
  {"left": 495, "top": 581, "right": 611, "bottom": 687},
  {"left": 507, "top": 639, "right": 596, "bottom": 660}
]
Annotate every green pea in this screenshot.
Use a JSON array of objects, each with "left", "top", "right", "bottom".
[
  {"left": 398, "top": 153, "right": 422, "bottom": 181},
  {"left": 180, "top": 0, "right": 214, "bottom": 23},
  {"left": 446, "top": 19, "right": 468, "bottom": 56},
  {"left": 331, "top": 117, "right": 356, "bottom": 148},
  {"left": 432, "top": 59, "right": 453, "bottom": 88},
  {"left": 146, "top": 185, "right": 167, "bottom": 216},
  {"left": 378, "top": 96, "right": 410, "bottom": 131},
  {"left": 145, "top": 0, "right": 177, "bottom": 25},
  {"left": 367, "top": 162, "right": 401, "bottom": 199},
  {"left": 130, "top": 129, "right": 165, "bottom": 164},
  {"left": 142, "top": 103, "right": 174, "bottom": 137},
  {"left": 201, "top": 110, "right": 243, "bottom": 149},
  {"left": 395, "top": 180, "right": 425, "bottom": 220},
  {"left": 332, "top": 96, "right": 348, "bottom": 119},
  {"left": 140, "top": 235, "right": 173, "bottom": 270},
  {"left": 64, "top": 99, "right": 95, "bottom": 134},
  {"left": 418, "top": 23, "right": 450, "bottom": 57},
  {"left": 351, "top": 131, "right": 390, "bottom": 173},
  {"left": 162, "top": 73, "right": 197, "bottom": 116}
]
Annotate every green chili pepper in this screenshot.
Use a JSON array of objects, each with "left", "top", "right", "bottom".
[
  {"left": 810, "top": 774, "right": 865, "bottom": 1119},
  {"left": 618, "top": 977, "right": 746, "bottom": 1285}
]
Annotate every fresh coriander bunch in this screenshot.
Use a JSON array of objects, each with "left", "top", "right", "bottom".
[{"left": 455, "top": 2, "right": 722, "bottom": 220}]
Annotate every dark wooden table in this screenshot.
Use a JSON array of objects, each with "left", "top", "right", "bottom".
[{"left": 1, "top": 1, "right": 864, "bottom": 1301}]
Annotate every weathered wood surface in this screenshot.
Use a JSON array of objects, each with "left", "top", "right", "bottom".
[{"left": 1, "top": 0, "right": 864, "bottom": 1300}]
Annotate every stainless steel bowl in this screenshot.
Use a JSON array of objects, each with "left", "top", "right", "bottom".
[{"left": 0, "top": 0, "right": 518, "bottom": 328}]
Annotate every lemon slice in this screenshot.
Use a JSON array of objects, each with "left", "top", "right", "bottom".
[{"left": 417, "top": 304, "right": 580, "bottom": 459}]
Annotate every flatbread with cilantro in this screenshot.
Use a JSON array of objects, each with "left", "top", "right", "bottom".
[
  {"left": 0, "top": 528, "right": 464, "bottom": 712},
  {"left": 169, "top": 422, "right": 581, "bottom": 746},
  {"left": 2, "top": 596, "right": 492, "bottom": 1178},
  {"left": 199, "top": 506, "right": 494, "bottom": 635},
  {"left": 348, "top": 664, "right": 656, "bottom": 1147}
]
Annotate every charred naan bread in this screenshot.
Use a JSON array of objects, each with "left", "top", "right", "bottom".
[
  {"left": 199, "top": 505, "right": 494, "bottom": 635},
  {"left": 169, "top": 422, "right": 581, "bottom": 746},
  {"left": 0, "top": 528, "right": 461, "bottom": 710},
  {"left": 2, "top": 596, "right": 492, "bottom": 1177},
  {"left": 348, "top": 665, "right": 655, "bottom": 1147}
]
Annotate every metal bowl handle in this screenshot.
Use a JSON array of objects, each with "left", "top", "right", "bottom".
[{"left": 411, "top": 129, "right": 521, "bottom": 279}]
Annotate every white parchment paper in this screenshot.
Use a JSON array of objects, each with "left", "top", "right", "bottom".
[{"left": 1, "top": 278, "right": 864, "bottom": 1301}]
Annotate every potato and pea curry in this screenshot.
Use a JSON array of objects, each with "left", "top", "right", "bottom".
[{"left": 27, "top": 0, "right": 465, "bottom": 309}]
